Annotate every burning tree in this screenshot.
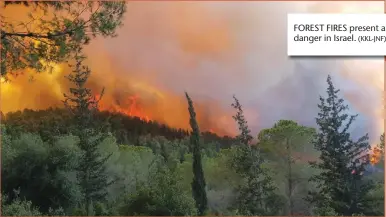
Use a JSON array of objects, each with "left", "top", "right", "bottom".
[
  {"left": 63, "top": 50, "right": 112, "bottom": 215},
  {"left": 307, "top": 75, "right": 376, "bottom": 216}
]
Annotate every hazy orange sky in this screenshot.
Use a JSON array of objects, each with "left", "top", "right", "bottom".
[{"left": 1, "top": 1, "right": 384, "bottom": 142}]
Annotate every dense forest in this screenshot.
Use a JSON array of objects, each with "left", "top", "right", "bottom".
[
  {"left": 1, "top": 57, "right": 385, "bottom": 215},
  {"left": 1, "top": 1, "right": 385, "bottom": 216}
]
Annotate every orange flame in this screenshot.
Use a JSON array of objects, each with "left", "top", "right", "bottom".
[
  {"left": 96, "top": 94, "right": 150, "bottom": 122},
  {"left": 0, "top": 2, "right": 241, "bottom": 137},
  {"left": 370, "top": 146, "right": 382, "bottom": 165}
]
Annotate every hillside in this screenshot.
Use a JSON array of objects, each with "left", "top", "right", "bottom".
[{"left": 2, "top": 108, "right": 236, "bottom": 147}]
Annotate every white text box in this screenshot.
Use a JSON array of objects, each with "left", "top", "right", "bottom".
[{"left": 287, "top": 14, "right": 386, "bottom": 56}]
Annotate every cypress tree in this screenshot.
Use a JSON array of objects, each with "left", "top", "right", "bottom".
[
  {"left": 185, "top": 92, "right": 208, "bottom": 216},
  {"left": 63, "top": 50, "right": 112, "bottom": 215},
  {"left": 307, "top": 75, "right": 375, "bottom": 216}
]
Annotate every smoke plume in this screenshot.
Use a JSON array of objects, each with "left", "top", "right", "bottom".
[{"left": 1, "top": 2, "right": 383, "bottom": 142}]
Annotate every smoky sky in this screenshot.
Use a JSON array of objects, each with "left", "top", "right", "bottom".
[
  {"left": 1, "top": 2, "right": 382, "bottom": 142},
  {"left": 82, "top": 2, "right": 383, "bottom": 142}
]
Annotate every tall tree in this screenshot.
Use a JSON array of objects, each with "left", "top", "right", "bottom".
[
  {"left": 230, "top": 95, "right": 282, "bottom": 215},
  {"left": 307, "top": 75, "right": 375, "bottom": 216},
  {"left": 258, "top": 120, "right": 316, "bottom": 215},
  {"left": 185, "top": 92, "right": 208, "bottom": 216},
  {"left": 1, "top": 1, "right": 126, "bottom": 79},
  {"left": 231, "top": 95, "right": 253, "bottom": 146},
  {"left": 63, "top": 50, "right": 112, "bottom": 215}
]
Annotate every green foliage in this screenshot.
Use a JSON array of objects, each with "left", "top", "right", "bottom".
[
  {"left": 1, "top": 1, "right": 126, "bottom": 79},
  {"left": 258, "top": 120, "right": 316, "bottom": 215},
  {"left": 1, "top": 132, "right": 82, "bottom": 213},
  {"left": 307, "top": 75, "right": 377, "bottom": 216},
  {"left": 71, "top": 205, "right": 88, "bottom": 216},
  {"left": 231, "top": 95, "right": 253, "bottom": 145},
  {"left": 230, "top": 96, "right": 282, "bottom": 215},
  {"left": 119, "top": 165, "right": 197, "bottom": 216},
  {"left": 48, "top": 206, "right": 66, "bottom": 216},
  {"left": 138, "top": 135, "right": 187, "bottom": 170},
  {"left": 202, "top": 141, "right": 220, "bottom": 158},
  {"left": 185, "top": 92, "right": 208, "bottom": 215},
  {"left": 313, "top": 204, "right": 339, "bottom": 216},
  {"left": 3, "top": 108, "right": 190, "bottom": 143},
  {"left": 1, "top": 124, "right": 14, "bottom": 167},
  {"left": 93, "top": 202, "right": 111, "bottom": 216},
  {"left": 230, "top": 145, "right": 284, "bottom": 215},
  {"left": 106, "top": 145, "right": 157, "bottom": 201},
  {"left": 361, "top": 180, "right": 384, "bottom": 216},
  {"left": 2, "top": 69, "right": 383, "bottom": 216},
  {"left": 76, "top": 130, "right": 114, "bottom": 206},
  {"left": 191, "top": 149, "right": 241, "bottom": 215},
  {"left": 1, "top": 194, "right": 42, "bottom": 216},
  {"left": 63, "top": 51, "right": 102, "bottom": 129},
  {"left": 259, "top": 120, "right": 316, "bottom": 156},
  {"left": 63, "top": 51, "right": 112, "bottom": 215}
]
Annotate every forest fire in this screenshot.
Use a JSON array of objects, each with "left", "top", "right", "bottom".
[
  {"left": 1, "top": 1, "right": 383, "bottom": 140},
  {"left": 95, "top": 94, "right": 150, "bottom": 122},
  {"left": 0, "top": 65, "right": 237, "bottom": 137},
  {"left": 0, "top": 1, "right": 238, "bottom": 136},
  {"left": 0, "top": 52, "right": 238, "bottom": 136},
  {"left": 370, "top": 146, "right": 383, "bottom": 165},
  {"left": 2, "top": 2, "right": 385, "bottom": 216}
]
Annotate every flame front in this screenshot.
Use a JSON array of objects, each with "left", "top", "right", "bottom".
[
  {"left": 1, "top": 62, "right": 236, "bottom": 136},
  {"left": 96, "top": 94, "right": 150, "bottom": 122},
  {"left": 1, "top": 1, "right": 383, "bottom": 139}
]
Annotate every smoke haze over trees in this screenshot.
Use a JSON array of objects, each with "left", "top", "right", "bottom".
[
  {"left": 1, "top": 1, "right": 383, "bottom": 142},
  {"left": 1, "top": 1, "right": 384, "bottom": 216}
]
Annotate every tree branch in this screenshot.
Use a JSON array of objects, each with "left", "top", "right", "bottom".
[{"left": 1, "top": 29, "right": 72, "bottom": 40}]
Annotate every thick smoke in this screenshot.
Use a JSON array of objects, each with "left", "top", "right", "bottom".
[
  {"left": 1, "top": 2, "right": 383, "bottom": 142},
  {"left": 85, "top": 2, "right": 383, "bottom": 140}
]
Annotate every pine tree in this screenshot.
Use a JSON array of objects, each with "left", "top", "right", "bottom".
[
  {"left": 258, "top": 120, "right": 316, "bottom": 215},
  {"left": 1, "top": 1, "right": 126, "bottom": 79},
  {"left": 231, "top": 95, "right": 282, "bottom": 215},
  {"left": 185, "top": 92, "right": 208, "bottom": 216},
  {"left": 307, "top": 75, "right": 375, "bottom": 216},
  {"left": 231, "top": 95, "right": 253, "bottom": 146},
  {"left": 63, "top": 50, "right": 112, "bottom": 215}
]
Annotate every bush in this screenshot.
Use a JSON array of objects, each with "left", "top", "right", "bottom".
[
  {"left": 2, "top": 132, "right": 82, "bottom": 212},
  {"left": 119, "top": 165, "right": 197, "bottom": 216},
  {"left": 1, "top": 194, "right": 42, "bottom": 216}
]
